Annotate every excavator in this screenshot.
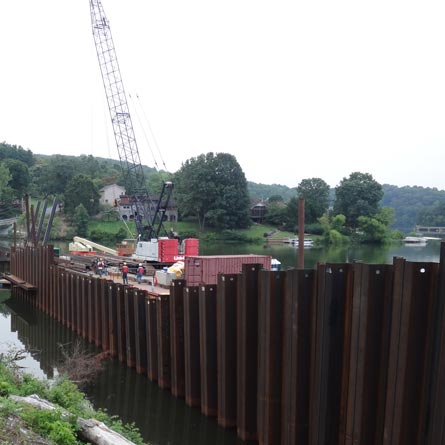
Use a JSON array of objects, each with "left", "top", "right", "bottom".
[{"left": 89, "top": 0, "right": 198, "bottom": 264}]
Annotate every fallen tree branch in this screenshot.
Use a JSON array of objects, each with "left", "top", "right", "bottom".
[{"left": 10, "top": 394, "right": 138, "bottom": 445}]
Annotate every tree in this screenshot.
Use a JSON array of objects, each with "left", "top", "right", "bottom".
[
  {"left": 33, "top": 155, "right": 76, "bottom": 197},
  {"left": 3, "top": 159, "right": 30, "bottom": 198},
  {"left": 0, "top": 142, "right": 34, "bottom": 167},
  {"left": 147, "top": 172, "right": 173, "bottom": 195},
  {"left": 283, "top": 196, "right": 299, "bottom": 231},
  {"left": 0, "top": 163, "right": 17, "bottom": 218},
  {"left": 297, "top": 178, "right": 330, "bottom": 224},
  {"left": 64, "top": 174, "right": 100, "bottom": 217},
  {"left": 268, "top": 195, "right": 284, "bottom": 203},
  {"left": 334, "top": 172, "right": 383, "bottom": 229},
  {"left": 74, "top": 203, "right": 89, "bottom": 237},
  {"left": 264, "top": 202, "right": 287, "bottom": 226},
  {"left": 319, "top": 213, "right": 349, "bottom": 245},
  {"left": 174, "top": 152, "right": 251, "bottom": 230},
  {"left": 0, "top": 163, "right": 12, "bottom": 201},
  {"left": 417, "top": 200, "right": 445, "bottom": 226}
]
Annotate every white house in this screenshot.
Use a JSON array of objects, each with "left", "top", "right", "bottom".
[{"left": 99, "top": 184, "right": 126, "bottom": 206}]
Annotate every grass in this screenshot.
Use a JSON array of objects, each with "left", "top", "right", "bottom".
[
  {"left": 86, "top": 218, "right": 296, "bottom": 243},
  {"left": 0, "top": 348, "right": 145, "bottom": 445}
]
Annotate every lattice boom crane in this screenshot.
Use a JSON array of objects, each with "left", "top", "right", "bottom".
[{"left": 89, "top": 0, "right": 172, "bottom": 242}]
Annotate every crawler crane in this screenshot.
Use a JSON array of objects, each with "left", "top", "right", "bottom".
[{"left": 89, "top": 0, "right": 198, "bottom": 263}]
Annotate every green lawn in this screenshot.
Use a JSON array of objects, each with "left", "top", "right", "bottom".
[{"left": 87, "top": 218, "right": 295, "bottom": 242}]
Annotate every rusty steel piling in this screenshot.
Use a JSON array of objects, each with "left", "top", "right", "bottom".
[
  {"left": 8, "top": 244, "right": 445, "bottom": 445},
  {"left": 183, "top": 285, "right": 200, "bottom": 407},
  {"left": 199, "top": 284, "right": 218, "bottom": 417}
]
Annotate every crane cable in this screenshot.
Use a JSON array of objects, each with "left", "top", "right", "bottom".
[
  {"left": 135, "top": 93, "right": 169, "bottom": 173},
  {"left": 128, "top": 92, "right": 160, "bottom": 171}
]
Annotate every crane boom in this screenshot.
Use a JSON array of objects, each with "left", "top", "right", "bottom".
[{"left": 89, "top": 0, "right": 171, "bottom": 240}]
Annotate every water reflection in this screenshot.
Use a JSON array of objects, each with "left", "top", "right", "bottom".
[
  {"left": 86, "top": 360, "right": 244, "bottom": 445},
  {"left": 200, "top": 239, "right": 442, "bottom": 269},
  {"left": 0, "top": 292, "right": 244, "bottom": 445}
]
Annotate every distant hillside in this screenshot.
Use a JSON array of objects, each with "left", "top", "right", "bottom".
[
  {"left": 382, "top": 184, "right": 445, "bottom": 231},
  {"left": 247, "top": 182, "right": 295, "bottom": 202}
]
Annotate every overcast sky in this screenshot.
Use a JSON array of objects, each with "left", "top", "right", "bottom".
[{"left": 1, "top": 1, "right": 445, "bottom": 190}]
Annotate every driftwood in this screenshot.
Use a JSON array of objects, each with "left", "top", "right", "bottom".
[{"left": 10, "top": 394, "right": 138, "bottom": 445}]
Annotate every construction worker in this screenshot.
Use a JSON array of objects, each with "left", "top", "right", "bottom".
[
  {"left": 122, "top": 262, "right": 129, "bottom": 285},
  {"left": 97, "top": 258, "right": 105, "bottom": 277},
  {"left": 137, "top": 263, "right": 144, "bottom": 284}
]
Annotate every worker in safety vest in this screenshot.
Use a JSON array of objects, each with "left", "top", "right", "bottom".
[
  {"left": 137, "top": 263, "right": 144, "bottom": 284},
  {"left": 97, "top": 258, "right": 105, "bottom": 277},
  {"left": 122, "top": 262, "right": 129, "bottom": 285}
]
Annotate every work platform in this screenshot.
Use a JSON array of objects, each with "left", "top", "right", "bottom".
[{"left": 2, "top": 273, "right": 37, "bottom": 292}]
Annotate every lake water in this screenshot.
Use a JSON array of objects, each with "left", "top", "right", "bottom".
[
  {"left": 0, "top": 238, "right": 442, "bottom": 444},
  {"left": 199, "top": 238, "right": 442, "bottom": 269}
]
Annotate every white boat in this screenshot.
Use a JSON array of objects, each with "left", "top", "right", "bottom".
[
  {"left": 403, "top": 236, "right": 427, "bottom": 244},
  {"left": 289, "top": 238, "right": 314, "bottom": 247}
]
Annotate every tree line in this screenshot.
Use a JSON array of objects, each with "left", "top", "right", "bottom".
[{"left": 1, "top": 142, "right": 444, "bottom": 243}]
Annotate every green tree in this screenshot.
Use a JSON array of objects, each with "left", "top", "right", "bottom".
[
  {"left": 73, "top": 204, "right": 89, "bottom": 237},
  {"left": 319, "top": 213, "right": 349, "bottom": 245},
  {"left": 147, "top": 172, "right": 173, "bottom": 195},
  {"left": 297, "top": 178, "right": 330, "bottom": 224},
  {"left": 0, "top": 142, "right": 34, "bottom": 166},
  {"left": 264, "top": 203, "right": 287, "bottom": 226},
  {"left": 334, "top": 172, "right": 383, "bottom": 229},
  {"left": 33, "top": 155, "right": 76, "bottom": 197},
  {"left": 268, "top": 195, "right": 284, "bottom": 203},
  {"left": 0, "top": 163, "right": 12, "bottom": 201},
  {"left": 0, "top": 163, "right": 16, "bottom": 218},
  {"left": 64, "top": 174, "right": 100, "bottom": 216},
  {"left": 417, "top": 200, "right": 445, "bottom": 226},
  {"left": 283, "top": 196, "right": 299, "bottom": 231},
  {"left": 3, "top": 159, "right": 30, "bottom": 198},
  {"left": 174, "top": 152, "right": 251, "bottom": 230}
]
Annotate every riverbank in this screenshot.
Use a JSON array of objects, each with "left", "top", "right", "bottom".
[{"left": 0, "top": 347, "right": 145, "bottom": 445}]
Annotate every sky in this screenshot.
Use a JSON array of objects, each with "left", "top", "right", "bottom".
[{"left": 1, "top": 1, "right": 445, "bottom": 190}]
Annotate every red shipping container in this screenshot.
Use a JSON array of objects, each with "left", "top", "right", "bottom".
[{"left": 184, "top": 255, "right": 272, "bottom": 286}]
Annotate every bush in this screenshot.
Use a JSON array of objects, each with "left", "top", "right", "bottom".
[{"left": 304, "top": 223, "right": 324, "bottom": 235}]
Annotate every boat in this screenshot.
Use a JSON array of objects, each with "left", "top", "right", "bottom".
[
  {"left": 403, "top": 236, "right": 427, "bottom": 244},
  {"left": 289, "top": 238, "right": 314, "bottom": 247}
]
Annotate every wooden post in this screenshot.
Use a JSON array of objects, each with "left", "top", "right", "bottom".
[{"left": 298, "top": 197, "right": 305, "bottom": 269}]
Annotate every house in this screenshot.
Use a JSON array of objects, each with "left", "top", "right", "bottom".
[
  {"left": 118, "top": 194, "right": 178, "bottom": 223},
  {"left": 251, "top": 200, "right": 268, "bottom": 223},
  {"left": 99, "top": 184, "right": 126, "bottom": 206}
]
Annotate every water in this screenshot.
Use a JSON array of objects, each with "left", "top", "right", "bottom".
[
  {"left": 0, "top": 292, "right": 244, "bottom": 445},
  {"left": 0, "top": 239, "right": 442, "bottom": 444},
  {"left": 199, "top": 238, "right": 442, "bottom": 269}
]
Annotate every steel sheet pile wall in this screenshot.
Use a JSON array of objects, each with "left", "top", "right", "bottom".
[
  {"left": 170, "top": 279, "right": 186, "bottom": 398},
  {"left": 8, "top": 244, "right": 445, "bottom": 444}
]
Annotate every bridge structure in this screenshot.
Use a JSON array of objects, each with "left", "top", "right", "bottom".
[
  {"left": 415, "top": 225, "right": 445, "bottom": 236},
  {"left": 4, "top": 243, "right": 445, "bottom": 445}
]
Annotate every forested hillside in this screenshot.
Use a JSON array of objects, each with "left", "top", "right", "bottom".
[
  {"left": 247, "top": 182, "right": 296, "bottom": 202},
  {"left": 382, "top": 184, "right": 445, "bottom": 231}
]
